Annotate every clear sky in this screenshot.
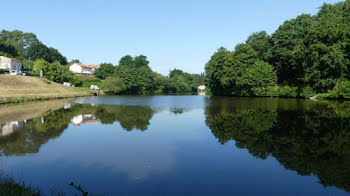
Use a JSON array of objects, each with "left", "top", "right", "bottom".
[{"left": 1, "top": 0, "right": 343, "bottom": 75}]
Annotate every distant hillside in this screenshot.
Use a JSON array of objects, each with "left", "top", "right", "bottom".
[{"left": 0, "top": 75, "right": 92, "bottom": 104}]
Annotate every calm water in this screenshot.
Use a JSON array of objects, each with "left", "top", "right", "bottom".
[{"left": 0, "top": 95, "right": 350, "bottom": 195}]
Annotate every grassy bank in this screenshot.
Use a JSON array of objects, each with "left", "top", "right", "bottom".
[
  {"left": 0, "top": 75, "right": 94, "bottom": 104},
  {"left": 0, "top": 99, "right": 70, "bottom": 124}
]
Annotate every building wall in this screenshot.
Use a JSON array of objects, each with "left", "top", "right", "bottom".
[
  {"left": 69, "top": 63, "right": 83, "bottom": 73},
  {"left": 0, "top": 56, "right": 11, "bottom": 70},
  {"left": 0, "top": 56, "right": 22, "bottom": 72},
  {"left": 11, "top": 60, "right": 22, "bottom": 71}
]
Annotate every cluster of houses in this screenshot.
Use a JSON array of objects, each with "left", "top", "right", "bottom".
[{"left": 0, "top": 56, "right": 100, "bottom": 75}]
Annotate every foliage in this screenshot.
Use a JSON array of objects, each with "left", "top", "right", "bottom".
[
  {"left": 80, "top": 78, "right": 102, "bottom": 88},
  {"left": 94, "top": 63, "right": 115, "bottom": 79},
  {"left": 0, "top": 30, "right": 67, "bottom": 65},
  {"left": 205, "top": 97, "right": 350, "bottom": 192},
  {"left": 205, "top": 0, "right": 350, "bottom": 97},
  {"left": 104, "top": 55, "right": 154, "bottom": 94},
  {"left": 33, "top": 59, "right": 79, "bottom": 85},
  {"left": 0, "top": 68, "right": 9, "bottom": 74},
  {"left": 328, "top": 80, "right": 350, "bottom": 99},
  {"left": 101, "top": 77, "right": 125, "bottom": 94},
  {"left": 299, "top": 86, "right": 316, "bottom": 98}
]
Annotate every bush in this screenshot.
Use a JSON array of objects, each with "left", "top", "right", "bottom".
[
  {"left": 299, "top": 86, "right": 316, "bottom": 98},
  {"left": 277, "top": 86, "right": 298, "bottom": 97},
  {"left": 0, "top": 68, "right": 9, "bottom": 74},
  {"left": 101, "top": 77, "right": 126, "bottom": 94},
  {"left": 329, "top": 80, "right": 350, "bottom": 99},
  {"left": 80, "top": 78, "right": 102, "bottom": 88}
]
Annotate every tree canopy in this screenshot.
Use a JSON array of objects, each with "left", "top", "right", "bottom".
[
  {"left": 0, "top": 30, "right": 67, "bottom": 65},
  {"left": 205, "top": 0, "right": 350, "bottom": 97}
]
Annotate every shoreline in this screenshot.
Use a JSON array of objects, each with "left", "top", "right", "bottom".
[
  {"left": 0, "top": 75, "right": 95, "bottom": 104},
  {"left": 0, "top": 92, "right": 93, "bottom": 104}
]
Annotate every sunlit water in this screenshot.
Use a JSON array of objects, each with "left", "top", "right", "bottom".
[{"left": 0, "top": 95, "right": 349, "bottom": 195}]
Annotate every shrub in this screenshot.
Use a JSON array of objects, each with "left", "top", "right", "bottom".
[
  {"left": 329, "top": 80, "right": 350, "bottom": 99},
  {"left": 101, "top": 77, "right": 126, "bottom": 94},
  {"left": 80, "top": 78, "right": 102, "bottom": 88},
  {"left": 0, "top": 68, "right": 9, "bottom": 74},
  {"left": 278, "top": 86, "right": 298, "bottom": 97},
  {"left": 299, "top": 86, "right": 316, "bottom": 98}
]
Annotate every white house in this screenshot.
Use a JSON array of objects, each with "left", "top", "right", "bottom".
[
  {"left": 0, "top": 56, "right": 22, "bottom": 74},
  {"left": 198, "top": 85, "right": 206, "bottom": 91},
  {"left": 1, "top": 121, "right": 25, "bottom": 136},
  {"left": 69, "top": 63, "right": 99, "bottom": 74},
  {"left": 71, "top": 114, "right": 99, "bottom": 126}
]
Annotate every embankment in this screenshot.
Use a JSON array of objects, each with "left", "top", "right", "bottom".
[{"left": 0, "top": 75, "right": 93, "bottom": 104}]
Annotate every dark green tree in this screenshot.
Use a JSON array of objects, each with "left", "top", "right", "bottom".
[{"left": 94, "top": 63, "right": 115, "bottom": 79}]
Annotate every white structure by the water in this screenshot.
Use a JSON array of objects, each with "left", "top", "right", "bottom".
[{"left": 198, "top": 85, "right": 206, "bottom": 91}]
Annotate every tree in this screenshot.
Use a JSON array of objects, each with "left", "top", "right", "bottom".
[
  {"left": 205, "top": 47, "right": 232, "bottom": 95},
  {"left": 0, "top": 41, "right": 18, "bottom": 57},
  {"left": 119, "top": 55, "right": 134, "bottom": 66},
  {"left": 246, "top": 31, "right": 271, "bottom": 61},
  {"left": 94, "top": 63, "right": 115, "bottom": 79},
  {"left": 0, "top": 30, "right": 38, "bottom": 57},
  {"left": 33, "top": 59, "right": 78, "bottom": 84},
  {"left": 113, "top": 55, "right": 153, "bottom": 94},
  {"left": 101, "top": 77, "right": 126, "bottom": 94},
  {"left": 241, "top": 61, "right": 277, "bottom": 96}
]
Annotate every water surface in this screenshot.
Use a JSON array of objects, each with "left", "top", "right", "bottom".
[{"left": 0, "top": 96, "right": 349, "bottom": 195}]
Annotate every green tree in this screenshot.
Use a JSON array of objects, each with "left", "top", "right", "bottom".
[
  {"left": 241, "top": 60, "right": 277, "bottom": 95},
  {"left": 246, "top": 31, "right": 271, "bottom": 61},
  {"left": 33, "top": 59, "right": 78, "bottom": 84},
  {"left": 101, "top": 77, "right": 126, "bottom": 94},
  {"left": 94, "top": 63, "right": 115, "bottom": 79}
]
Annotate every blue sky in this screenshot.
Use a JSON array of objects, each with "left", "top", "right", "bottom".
[{"left": 1, "top": 0, "right": 343, "bottom": 75}]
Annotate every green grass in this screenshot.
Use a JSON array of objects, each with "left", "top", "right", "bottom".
[{"left": 0, "top": 173, "right": 41, "bottom": 196}]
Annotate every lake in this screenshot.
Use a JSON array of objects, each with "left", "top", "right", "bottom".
[{"left": 0, "top": 95, "right": 350, "bottom": 195}]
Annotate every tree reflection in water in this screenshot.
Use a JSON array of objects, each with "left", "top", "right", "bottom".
[
  {"left": 205, "top": 97, "right": 350, "bottom": 193},
  {"left": 0, "top": 104, "right": 156, "bottom": 156}
]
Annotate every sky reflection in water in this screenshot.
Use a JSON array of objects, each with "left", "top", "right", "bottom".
[{"left": 0, "top": 96, "right": 349, "bottom": 196}]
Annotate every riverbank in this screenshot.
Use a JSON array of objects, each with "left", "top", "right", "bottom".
[{"left": 0, "top": 75, "right": 94, "bottom": 104}]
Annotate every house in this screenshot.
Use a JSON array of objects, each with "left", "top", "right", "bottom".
[
  {"left": 0, "top": 56, "right": 22, "bottom": 74},
  {"left": 71, "top": 114, "right": 100, "bottom": 125},
  {"left": 69, "top": 63, "right": 99, "bottom": 74},
  {"left": 1, "top": 121, "right": 25, "bottom": 136},
  {"left": 198, "top": 85, "right": 206, "bottom": 91}
]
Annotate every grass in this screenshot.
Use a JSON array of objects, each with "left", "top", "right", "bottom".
[
  {"left": 0, "top": 172, "right": 104, "bottom": 196},
  {"left": 0, "top": 75, "right": 94, "bottom": 104},
  {"left": 0, "top": 173, "right": 41, "bottom": 196}
]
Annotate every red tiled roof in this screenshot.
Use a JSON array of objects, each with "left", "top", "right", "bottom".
[
  {"left": 77, "top": 119, "right": 100, "bottom": 125},
  {"left": 70, "top": 63, "right": 99, "bottom": 68}
]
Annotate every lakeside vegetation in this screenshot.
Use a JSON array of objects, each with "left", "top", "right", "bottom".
[
  {"left": 96, "top": 56, "right": 205, "bottom": 94},
  {"left": 205, "top": 0, "right": 350, "bottom": 99},
  {"left": 0, "top": 30, "right": 205, "bottom": 96}
]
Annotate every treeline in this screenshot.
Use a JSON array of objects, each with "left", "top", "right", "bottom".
[
  {"left": 0, "top": 30, "right": 67, "bottom": 66},
  {"left": 205, "top": 0, "right": 350, "bottom": 99},
  {"left": 94, "top": 55, "right": 205, "bottom": 94},
  {"left": 0, "top": 30, "right": 80, "bottom": 84},
  {"left": 0, "top": 30, "right": 205, "bottom": 94}
]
